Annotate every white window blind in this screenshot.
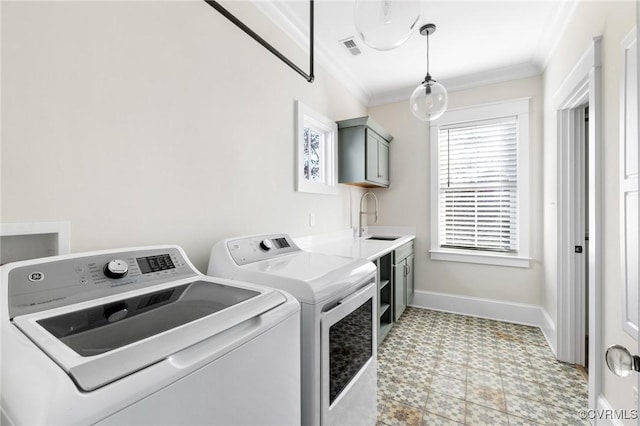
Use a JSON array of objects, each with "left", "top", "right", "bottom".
[{"left": 438, "top": 116, "right": 518, "bottom": 253}]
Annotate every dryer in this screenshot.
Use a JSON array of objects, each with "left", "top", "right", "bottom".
[
  {"left": 1, "top": 245, "right": 300, "bottom": 425},
  {"left": 208, "top": 234, "right": 378, "bottom": 426}
]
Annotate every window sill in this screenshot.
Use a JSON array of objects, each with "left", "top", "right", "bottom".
[{"left": 430, "top": 249, "right": 531, "bottom": 268}]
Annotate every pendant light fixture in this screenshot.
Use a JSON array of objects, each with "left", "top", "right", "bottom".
[
  {"left": 409, "top": 23, "right": 448, "bottom": 121},
  {"left": 354, "top": 0, "right": 420, "bottom": 51}
]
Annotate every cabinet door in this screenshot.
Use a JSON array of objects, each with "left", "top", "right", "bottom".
[
  {"left": 365, "top": 129, "right": 390, "bottom": 186},
  {"left": 377, "top": 139, "right": 390, "bottom": 186},
  {"left": 365, "top": 129, "right": 380, "bottom": 183},
  {"left": 406, "top": 254, "right": 414, "bottom": 304},
  {"left": 393, "top": 262, "right": 406, "bottom": 321}
]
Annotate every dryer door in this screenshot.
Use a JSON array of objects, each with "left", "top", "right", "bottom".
[{"left": 320, "top": 278, "right": 377, "bottom": 425}]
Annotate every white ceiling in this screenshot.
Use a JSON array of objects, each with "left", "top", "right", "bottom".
[{"left": 253, "top": 0, "right": 578, "bottom": 106}]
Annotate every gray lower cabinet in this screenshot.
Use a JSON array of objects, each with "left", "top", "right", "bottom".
[
  {"left": 393, "top": 259, "right": 405, "bottom": 321},
  {"left": 337, "top": 116, "right": 393, "bottom": 188},
  {"left": 375, "top": 240, "right": 415, "bottom": 345},
  {"left": 406, "top": 253, "right": 414, "bottom": 304},
  {"left": 393, "top": 241, "right": 414, "bottom": 322}
]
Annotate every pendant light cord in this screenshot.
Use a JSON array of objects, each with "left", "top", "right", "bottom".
[{"left": 426, "top": 32, "right": 430, "bottom": 77}]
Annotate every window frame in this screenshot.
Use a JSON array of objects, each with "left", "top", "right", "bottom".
[
  {"left": 429, "top": 98, "right": 531, "bottom": 268},
  {"left": 296, "top": 101, "right": 338, "bottom": 195}
]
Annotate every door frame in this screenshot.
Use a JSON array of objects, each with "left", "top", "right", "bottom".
[
  {"left": 555, "top": 36, "right": 602, "bottom": 412},
  {"left": 636, "top": 0, "right": 640, "bottom": 408}
]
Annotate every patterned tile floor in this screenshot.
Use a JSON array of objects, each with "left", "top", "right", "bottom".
[{"left": 377, "top": 307, "right": 589, "bottom": 426}]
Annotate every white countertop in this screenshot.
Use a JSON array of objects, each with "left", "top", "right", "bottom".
[{"left": 294, "top": 226, "right": 416, "bottom": 261}]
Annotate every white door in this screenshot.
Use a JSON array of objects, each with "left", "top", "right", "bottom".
[{"left": 605, "top": 20, "right": 640, "bottom": 406}]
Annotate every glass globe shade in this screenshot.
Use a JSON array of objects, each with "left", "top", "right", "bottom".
[
  {"left": 354, "top": 0, "right": 421, "bottom": 51},
  {"left": 409, "top": 80, "right": 448, "bottom": 121}
]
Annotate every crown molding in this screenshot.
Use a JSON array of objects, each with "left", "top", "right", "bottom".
[
  {"left": 534, "top": 0, "right": 580, "bottom": 70},
  {"left": 251, "top": 0, "right": 371, "bottom": 106},
  {"left": 368, "top": 62, "right": 542, "bottom": 107}
]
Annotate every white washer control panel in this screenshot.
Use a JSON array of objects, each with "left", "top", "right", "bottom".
[
  {"left": 227, "top": 234, "right": 300, "bottom": 265},
  {"left": 8, "top": 247, "right": 196, "bottom": 318}
]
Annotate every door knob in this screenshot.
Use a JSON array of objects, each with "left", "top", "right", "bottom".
[{"left": 605, "top": 344, "right": 640, "bottom": 377}]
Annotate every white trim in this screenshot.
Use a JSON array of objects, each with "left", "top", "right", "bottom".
[
  {"left": 541, "top": 308, "right": 558, "bottom": 357},
  {"left": 430, "top": 98, "right": 530, "bottom": 126},
  {"left": 429, "top": 98, "right": 531, "bottom": 268},
  {"left": 429, "top": 249, "right": 531, "bottom": 269},
  {"left": 553, "top": 36, "right": 602, "bottom": 413},
  {"left": 295, "top": 101, "right": 338, "bottom": 195},
  {"left": 636, "top": 6, "right": 640, "bottom": 416},
  {"left": 536, "top": 0, "right": 581, "bottom": 71},
  {"left": 410, "top": 290, "right": 550, "bottom": 330},
  {"left": 552, "top": 38, "right": 599, "bottom": 103},
  {"left": 369, "top": 64, "right": 542, "bottom": 107},
  {"left": 251, "top": 0, "right": 577, "bottom": 109},
  {"left": 1, "top": 221, "right": 71, "bottom": 256}
]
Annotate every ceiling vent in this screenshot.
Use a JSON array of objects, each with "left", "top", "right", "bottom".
[{"left": 340, "top": 37, "right": 362, "bottom": 56}]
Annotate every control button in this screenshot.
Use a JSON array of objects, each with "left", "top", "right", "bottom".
[
  {"left": 75, "top": 267, "right": 85, "bottom": 274},
  {"left": 104, "top": 303, "right": 128, "bottom": 322},
  {"left": 103, "top": 259, "right": 129, "bottom": 279},
  {"left": 80, "top": 278, "right": 89, "bottom": 285}
]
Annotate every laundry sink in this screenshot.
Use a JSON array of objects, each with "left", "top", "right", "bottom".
[{"left": 366, "top": 235, "right": 401, "bottom": 241}]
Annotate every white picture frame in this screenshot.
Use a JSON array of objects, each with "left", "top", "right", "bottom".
[{"left": 295, "top": 101, "right": 338, "bottom": 195}]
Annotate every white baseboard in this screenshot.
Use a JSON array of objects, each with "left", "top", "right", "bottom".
[
  {"left": 410, "top": 289, "right": 552, "bottom": 331},
  {"left": 540, "top": 308, "right": 557, "bottom": 356}
]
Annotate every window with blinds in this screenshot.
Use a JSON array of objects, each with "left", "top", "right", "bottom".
[{"left": 438, "top": 117, "right": 518, "bottom": 253}]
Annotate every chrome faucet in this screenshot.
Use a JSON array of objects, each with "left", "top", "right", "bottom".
[{"left": 359, "top": 191, "right": 379, "bottom": 237}]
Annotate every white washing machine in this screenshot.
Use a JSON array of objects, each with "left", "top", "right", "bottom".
[
  {"left": 1, "top": 245, "right": 301, "bottom": 425},
  {"left": 208, "top": 234, "right": 378, "bottom": 426}
]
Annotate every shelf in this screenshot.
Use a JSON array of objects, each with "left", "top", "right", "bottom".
[
  {"left": 379, "top": 279, "right": 390, "bottom": 291},
  {"left": 379, "top": 303, "right": 390, "bottom": 317}
]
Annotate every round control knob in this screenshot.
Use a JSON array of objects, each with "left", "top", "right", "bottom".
[
  {"left": 259, "top": 239, "right": 273, "bottom": 251},
  {"left": 103, "top": 259, "right": 129, "bottom": 279}
]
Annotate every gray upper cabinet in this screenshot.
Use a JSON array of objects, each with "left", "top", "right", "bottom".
[{"left": 337, "top": 116, "right": 393, "bottom": 188}]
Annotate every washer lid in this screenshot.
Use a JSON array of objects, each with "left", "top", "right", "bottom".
[
  {"left": 237, "top": 252, "right": 376, "bottom": 304},
  {"left": 12, "top": 278, "right": 286, "bottom": 391}
]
